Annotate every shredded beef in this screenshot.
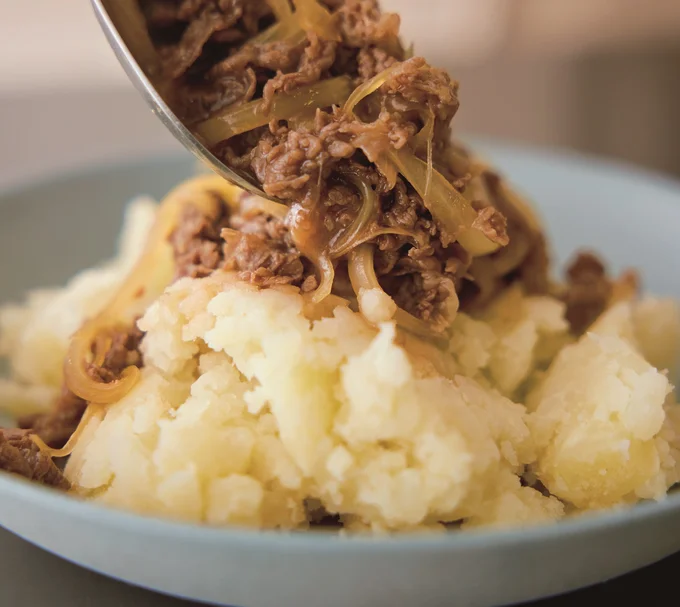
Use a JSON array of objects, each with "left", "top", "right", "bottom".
[
  {"left": 458, "top": 167, "right": 549, "bottom": 310},
  {"left": 336, "top": 0, "right": 401, "bottom": 49},
  {"left": 87, "top": 324, "right": 145, "bottom": 384},
  {"left": 262, "top": 34, "right": 338, "bottom": 109},
  {"left": 141, "top": 0, "right": 276, "bottom": 122},
  {"left": 208, "top": 39, "right": 305, "bottom": 77},
  {"left": 356, "top": 46, "right": 398, "bottom": 82},
  {"left": 170, "top": 195, "right": 317, "bottom": 289},
  {"left": 0, "top": 430, "right": 70, "bottom": 489},
  {"left": 559, "top": 251, "right": 641, "bottom": 336},
  {"left": 562, "top": 252, "right": 613, "bottom": 334},
  {"left": 170, "top": 198, "right": 232, "bottom": 278}
]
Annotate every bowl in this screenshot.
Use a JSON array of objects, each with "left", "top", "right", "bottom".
[{"left": 1, "top": 140, "right": 680, "bottom": 607}]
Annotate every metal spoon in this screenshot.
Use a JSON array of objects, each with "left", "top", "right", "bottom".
[{"left": 90, "top": 0, "right": 272, "bottom": 199}]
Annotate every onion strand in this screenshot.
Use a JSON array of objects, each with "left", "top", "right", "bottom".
[
  {"left": 107, "top": 0, "right": 163, "bottom": 80},
  {"left": 387, "top": 147, "right": 505, "bottom": 256},
  {"left": 267, "top": 0, "right": 293, "bottom": 20},
  {"left": 312, "top": 254, "right": 335, "bottom": 303},
  {"left": 251, "top": 15, "right": 306, "bottom": 44},
  {"left": 348, "top": 244, "right": 446, "bottom": 345},
  {"left": 240, "top": 195, "right": 289, "bottom": 220},
  {"left": 343, "top": 63, "right": 401, "bottom": 117},
  {"left": 196, "top": 76, "right": 353, "bottom": 145},
  {"left": 30, "top": 405, "right": 104, "bottom": 459},
  {"left": 292, "top": 0, "right": 341, "bottom": 41},
  {"left": 329, "top": 167, "right": 380, "bottom": 258}
]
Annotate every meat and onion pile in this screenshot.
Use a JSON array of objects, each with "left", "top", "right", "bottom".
[{"left": 0, "top": 0, "right": 679, "bottom": 533}]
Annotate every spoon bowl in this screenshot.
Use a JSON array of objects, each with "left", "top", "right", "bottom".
[{"left": 90, "top": 0, "right": 272, "bottom": 199}]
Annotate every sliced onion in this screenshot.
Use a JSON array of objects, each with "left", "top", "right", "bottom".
[
  {"left": 343, "top": 63, "right": 401, "bottom": 117},
  {"left": 393, "top": 309, "right": 448, "bottom": 349},
  {"left": 108, "top": 0, "right": 163, "bottom": 80},
  {"left": 303, "top": 293, "right": 351, "bottom": 320},
  {"left": 497, "top": 181, "right": 543, "bottom": 234},
  {"left": 347, "top": 244, "right": 380, "bottom": 291},
  {"left": 65, "top": 324, "right": 142, "bottom": 405},
  {"left": 424, "top": 125, "right": 434, "bottom": 201},
  {"left": 463, "top": 172, "right": 492, "bottom": 207},
  {"left": 287, "top": 108, "right": 318, "bottom": 130},
  {"left": 312, "top": 254, "right": 336, "bottom": 303},
  {"left": 240, "top": 195, "right": 289, "bottom": 220},
  {"left": 196, "top": 76, "right": 353, "bottom": 145},
  {"left": 387, "top": 147, "right": 505, "bottom": 256},
  {"left": 489, "top": 234, "right": 531, "bottom": 278},
  {"left": 292, "top": 0, "right": 340, "bottom": 41},
  {"left": 30, "top": 405, "right": 104, "bottom": 459},
  {"left": 251, "top": 15, "right": 306, "bottom": 44},
  {"left": 333, "top": 225, "right": 414, "bottom": 259},
  {"left": 328, "top": 167, "right": 379, "bottom": 258},
  {"left": 287, "top": 202, "right": 336, "bottom": 303},
  {"left": 64, "top": 175, "right": 240, "bottom": 405},
  {"left": 410, "top": 110, "right": 436, "bottom": 201},
  {"left": 267, "top": 0, "right": 293, "bottom": 20},
  {"left": 347, "top": 244, "right": 446, "bottom": 345},
  {"left": 413, "top": 109, "right": 435, "bottom": 152}
]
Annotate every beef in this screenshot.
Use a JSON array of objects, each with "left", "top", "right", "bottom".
[
  {"left": 225, "top": 205, "right": 315, "bottom": 289},
  {"left": 382, "top": 57, "right": 460, "bottom": 123},
  {"left": 336, "top": 0, "right": 401, "bottom": 49},
  {"left": 160, "top": 8, "right": 237, "bottom": 79},
  {"left": 458, "top": 167, "right": 549, "bottom": 310},
  {"left": 179, "top": 69, "right": 258, "bottom": 125},
  {"left": 262, "top": 34, "right": 338, "bottom": 109},
  {"left": 561, "top": 251, "right": 638, "bottom": 335},
  {"left": 562, "top": 252, "right": 612, "bottom": 334},
  {"left": 142, "top": 0, "right": 211, "bottom": 27},
  {"left": 170, "top": 196, "right": 317, "bottom": 289},
  {"left": 143, "top": 0, "right": 273, "bottom": 63},
  {"left": 87, "top": 324, "right": 145, "bottom": 383},
  {"left": 250, "top": 114, "right": 354, "bottom": 202},
  {"left": 142, "top": 0, "right": 276, "bottom": 122},
  {"left": 170, "top": 201, "right": 232, "bottom": 278},
  {"left": 208, "top": 39, "right": 306, "bottom": 77},
  {"left": 0, "top": 430, "right": 69, "bottom": 490},
  {"left": 375, "top": 176, "right": 470, "bottom": 329},
  {"left": 356, "top": 46, "right": 398, "bottom": 82},
  {"left": 559, "top": 251, "right": 640, "bottom": 335}
]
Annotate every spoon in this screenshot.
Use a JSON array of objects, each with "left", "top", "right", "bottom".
[{"left": 90, "top": 0, "right": 272, "bottom": 199}]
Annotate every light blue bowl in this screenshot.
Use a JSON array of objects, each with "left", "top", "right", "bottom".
[{"left": 1, "top": 141, "right": 680, "bottom": 607}]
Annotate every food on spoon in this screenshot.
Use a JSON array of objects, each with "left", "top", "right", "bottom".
[{"left": 0, "top": 0, "right": 679, "bottom": 532}]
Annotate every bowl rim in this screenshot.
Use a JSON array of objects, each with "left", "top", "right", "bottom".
[
  {"left": 2, "top": 138, "right": 680, "bottom": 552},
  {"left": 2, "top": 470, "right": 680, "bottom": 552}
]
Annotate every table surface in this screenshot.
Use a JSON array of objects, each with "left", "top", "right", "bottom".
[{"left": 0, "top": 525, "right": 675, "bottom": 606}]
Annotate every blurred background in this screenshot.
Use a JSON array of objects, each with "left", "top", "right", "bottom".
[{"left": 1, "top": 0, "right": 679, "bottom": 189}]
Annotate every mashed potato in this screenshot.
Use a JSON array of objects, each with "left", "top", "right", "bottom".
[
  {"left": 63, "top": 274, "right": 563, "bottom": 530},
  {"left": 2, "top": 200, "right": 680, "bottom": 532}
]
